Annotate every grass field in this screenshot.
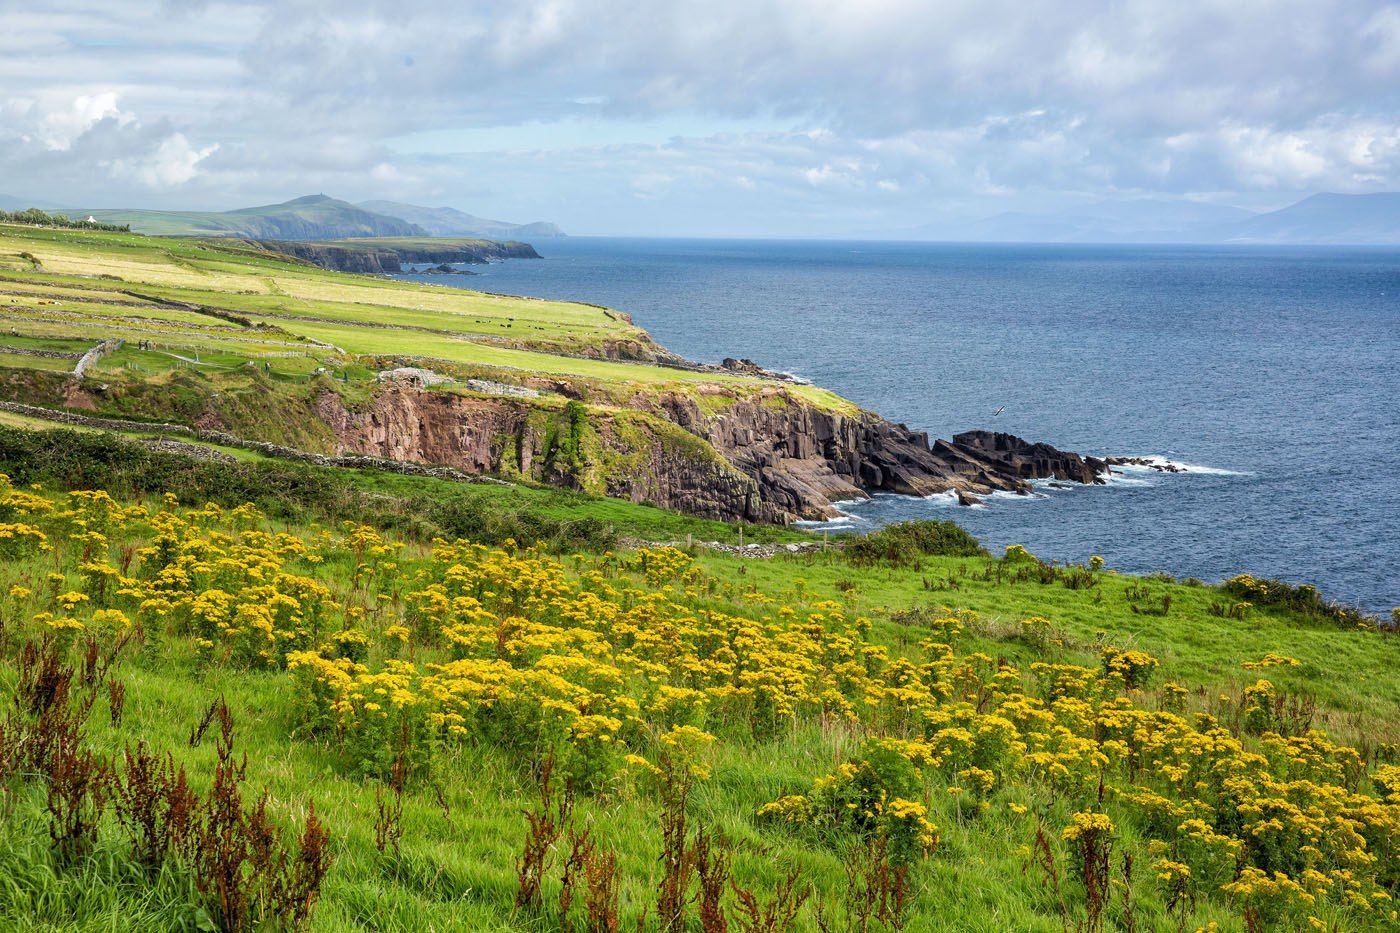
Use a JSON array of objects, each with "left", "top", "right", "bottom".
[
  {"left": 0, "top": 224, "right": 643, "bottom": 348},
  {"left": 0, "top": 430, "right": 1396, "bottom": 932},
  {"left": 0, "top": 223, "right": 853, "bottom": 404}
]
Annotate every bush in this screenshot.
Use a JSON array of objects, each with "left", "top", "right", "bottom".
[
  {"left": 846, "top": 520, "right": 986, "bottom": 567},
  {"left": 1223, "top": 573, "right": 1381, "bottom": 631},
  {"left": 425, "top": 495, "right": 617, "bottom": 551}
]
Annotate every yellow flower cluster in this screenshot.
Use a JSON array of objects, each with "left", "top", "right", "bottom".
[
  {"left": 6, "top": 490, "right": 338, "bottom": 666},
  {"left": 763, "top": 645, "right": 1398, "bottom": 923},
  {"left": 5, "top": 480, "right": 1397, "bottom": 927},
  {"left": 291, "top": 541, "right": 902, "bottom": 785},
  {"left": 1242, "top": 653, "right": 1302, "bottom": 670},
  {"left": 1062, "top": 810, "right": 1115, "bottom": 842}
]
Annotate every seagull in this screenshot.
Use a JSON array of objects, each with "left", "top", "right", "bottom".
[{"left": 992, "top": 406, "right": 1005, "bottom": 417}]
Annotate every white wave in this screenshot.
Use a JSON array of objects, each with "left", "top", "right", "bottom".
[
  {"left": 1110, "top": 456, "right": 1253, "bottom": 477},
  {"left": 794, "top": 501, "right": 868, "bottom": 530},
  {"left": 795, "top": 518, "right": 862, "bottom": 531},
  {"left": 829, "top": 497, "right": 874, "bottom": 509},
  {"left": 1103, "top": 472, "right": 1156, "bottom": 488},
  {"left": 986, "top": 488, "right": 1049, "bottom": 503}
]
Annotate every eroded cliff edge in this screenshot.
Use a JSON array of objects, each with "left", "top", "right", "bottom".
[{"left": 315, "top": 380, "right": 1108, "bottom": 524}]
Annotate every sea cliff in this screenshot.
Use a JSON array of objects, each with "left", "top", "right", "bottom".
[{"left": 253, "top": 238, "right": 541, "bottom": 274}]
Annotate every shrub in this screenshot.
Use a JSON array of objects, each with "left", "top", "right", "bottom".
[
  {"left": 847, "top": 520, "right": 986, "bottom": 567},
  {"left": 1100, "top": 647, "right": 1160, "bottom": 690},
  {"left": 1223, "top": 573, "right": 1380, "bottom": 631}
]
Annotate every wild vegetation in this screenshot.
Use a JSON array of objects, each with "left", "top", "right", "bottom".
[
  {"left": 0, "top": 439, "right": 1395, "bottom": 931},
  {"left": 1, "top": 219, "right": 1397, "bottom": 931}
]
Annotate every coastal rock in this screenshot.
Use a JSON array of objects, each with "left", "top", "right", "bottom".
[
  {"left": 951, "top": 430, "right": 1109, "bottom": 485},
  {"left": 650, "top": 393, "right": 1111, "bottom": 521},
  {"left": 1106, "top": 456, "right": 1185, "bottom": 473}
]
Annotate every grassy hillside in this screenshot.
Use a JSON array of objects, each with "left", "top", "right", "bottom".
[
  {"left": 82, "top": 195, "right": 428, "bottom": 240},
  {"left": 0, "top": 432, "right": 1395, "bottom": 932},
  {"left": 0, "top": 218, "right": 852, "bottom": 485},
  {"left": 0, "top": 221, "right": 842, "bottom": 389}
]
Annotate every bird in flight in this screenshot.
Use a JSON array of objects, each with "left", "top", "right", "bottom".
[{"left": 992, "top": 406, "right": 1005, "bottom": 417}]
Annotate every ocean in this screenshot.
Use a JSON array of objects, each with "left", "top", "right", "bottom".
[{"left": 396, "top": 238, "right": 1400, "bottom": 615}]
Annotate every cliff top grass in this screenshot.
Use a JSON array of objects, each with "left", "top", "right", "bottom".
[{"left": 0, "top": 223, "right": 853, "bottom": 413}]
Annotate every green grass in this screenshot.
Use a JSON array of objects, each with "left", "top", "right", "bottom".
[
  {"left": 0, "top": 223, "right": 855, "bottom": 409},
  {"left": 0, "top": 444, "right": 1393, "bottom": 931},
  {"left": 0, "top": 224, "right": 642, "bottom": 349},
  {"left": 0, "top": 353, "right": 74, "bottom": 372},
  {"left": 717, "top": 551, "right": 1400, "bottom": 745},
  {"left": 0, "top": 425, "right": 804, "bottom": 547}
]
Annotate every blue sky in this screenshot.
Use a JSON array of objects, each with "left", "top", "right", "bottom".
[{"left": 1, "top": 0, "right": 1398, "bottom": 235}]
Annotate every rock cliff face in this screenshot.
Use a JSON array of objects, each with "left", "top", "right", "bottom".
[
  {"left": 315, "top": 388, "right": 771, "bottom": 522},
  {"left": 316, "top": 384, "right": 1109, "bottom": 524},
  {"left": 254, "top": 239, "right": 540, "bottom": 274},
  {"left": 653, "top": 394, "right": 1109, "bottom": 520}
]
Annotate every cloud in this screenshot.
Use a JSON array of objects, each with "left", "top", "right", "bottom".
[
  {"left": 34, "top": 92, "right": 132, "bottom": 149},
  {"left": 0, "top": 91, "right": 220, "bottom": 199},
  {"left": 104, "top": 132, "right": 219, "bottom": 187},
  {"left": 1, "top": 0, "right": 1398, "bottom": 230}
]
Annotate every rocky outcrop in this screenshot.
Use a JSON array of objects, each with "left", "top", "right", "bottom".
[
  {"left": 2, "top": 377, "right": 1110, "bottom": 525},
  {"left": 253, "top": 239, "right": 540, "bottom": 274},
  {"left": 621, "top": 392, "right": 1109, "bottom": 522},
  {"left": 1106, "top": 456, "right": 1185, "bottom": 473},
  {"left": 0, "top": 399, "right": 511, "bottom": 485},
  {"left": 949, "top": 431, "right": 1108, "bottom": 486},
  {"left": 305, "top": 381, "right": 1114, "bottom": 524}
]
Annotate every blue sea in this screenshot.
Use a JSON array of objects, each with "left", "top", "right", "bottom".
[{"left": 397, "top": 239, "right": 1400, "bottom": 615}]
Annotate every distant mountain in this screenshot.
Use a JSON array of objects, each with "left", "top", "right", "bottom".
[
  {"left": 1212, "top": 193, "right": 1400, "bottom": 244},
  {"left": 82, "top": 195, "right": 427, "bottom": 239},
  {"left": 907, "top": 199, "right": 1257, "bottom": 243},
  {"left": 358, "top": 200, "right": 565, "bottom": 239},
  {"left": 0, "top": 195, "right": 69, "bottom": 212},
  {"left": 906, "top": 193, "right": 1400, "bottom": 245}
]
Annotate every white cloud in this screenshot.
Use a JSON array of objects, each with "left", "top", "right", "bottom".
[
  {"left": 35, "top": 92, "right": 132, "bottom": 150},
  {"left": 105, "top": 132, "right": 219, "bottom": 187},
  {"left": 0, "top": 0, "right": 1397, "bottom": 231}
]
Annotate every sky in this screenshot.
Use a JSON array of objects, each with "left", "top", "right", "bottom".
[{"left": 1, "top": 0, "right": 1398, "bottom": 236}]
